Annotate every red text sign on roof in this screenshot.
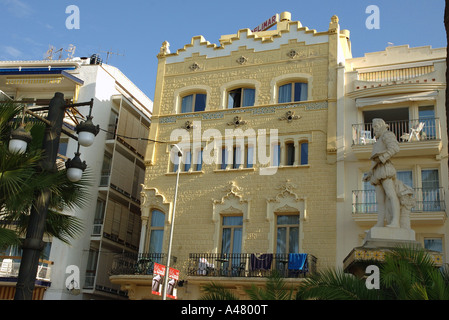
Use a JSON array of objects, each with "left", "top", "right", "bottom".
[{"left": 252, "top": 14, "right": 279, "bottom": 32}]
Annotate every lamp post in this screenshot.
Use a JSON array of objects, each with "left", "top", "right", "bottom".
[
  {"left": 12, "top": 92, "right": 97, "bottom": 300},
  {"left": 162, "top": 144, "right": 182, "bottom": 300}
]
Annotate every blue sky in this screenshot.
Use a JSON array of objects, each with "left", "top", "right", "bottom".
[{"left": 0, "top": 0, "right": 446, "bottom": 101}]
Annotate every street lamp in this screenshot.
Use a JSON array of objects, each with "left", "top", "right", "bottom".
[
  {"left": 8, "top": 124, "right": 32, "bottom": 154},
  {"left": 65, "top": 148, "right": 87, "bottom": 182},
  {"left": 162, "top": 144, "right": 182, "bottom": 300},
  {"left": 8, "top": 95, "right": 98, "bottom": 183},
  {"left": 12, "top": 92, "right": 98, "bottom": 300}
]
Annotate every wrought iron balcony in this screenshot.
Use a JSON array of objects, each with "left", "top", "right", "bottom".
[
  {"left": 352, "top": 118, "right": 440, "bottom": 146},
  {"left": 187, "top": 253, "right": 316, "bottom": 278},
  {"left": 352, "top": 188, "right": 446, "bottom": 214},
  {"left": 109, "top": 252, "right": 176, "bottom": 276}
]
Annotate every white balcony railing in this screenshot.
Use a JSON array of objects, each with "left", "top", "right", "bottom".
[
  {"left": 352, "top": 118, "right": 440, "bottom": 146},
  {"left": 352, "top": 188, "right": 445, "bottom": 214},
  {"left": 0, "top": 256, "right": 53, "bottom": 282}
]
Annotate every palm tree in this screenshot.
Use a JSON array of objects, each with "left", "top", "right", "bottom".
[
  {"left": 295, "top": 267, "right": 383, "bottom": 300},
  {"left": 296, "top": 246, "right": 449, "bottom": 300},
  {"left": 0, "top": 101, "right": 89, "bottom": 250},
  {"left": 200, "top": 271, "right": 294, "bottom": 300}
]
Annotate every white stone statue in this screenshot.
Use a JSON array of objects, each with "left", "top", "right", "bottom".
[
  {"left": 363, "top": 118, "right": 401, "bottom": 228},
  {"left": 363, "top": 118, "right": 416, "bottom": 243}
]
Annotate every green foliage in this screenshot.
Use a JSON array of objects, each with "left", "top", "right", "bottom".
[
  {"left": 296, "top": 245, "right": 449, "bottom": 300},
  {"left": 200, "top": 282, "right": 240, "bottom": 300},
  {"left": 245, "top": 271, "right": 293, "bottom": 300},
  {"left": 0, "top": 101, "right": 90, "bottom": 248},
  {"left": 295, "top": 268, "right": 383, "bottom": 300},
  {"left": 200, "top": 271, "right": 294, "bottom": 300}
]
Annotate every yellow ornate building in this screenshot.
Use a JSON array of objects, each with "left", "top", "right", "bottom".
[{"left": 111, "top": 12, "right": 352, "bottom": 299}]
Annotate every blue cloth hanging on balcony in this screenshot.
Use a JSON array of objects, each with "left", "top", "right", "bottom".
[{"left": 288, "top": 253, "right": 308, "bottom": 271}]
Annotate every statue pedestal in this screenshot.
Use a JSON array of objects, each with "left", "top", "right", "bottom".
[
  {"left": 363, "top": 226, "right": 418, "bottom": 248},
  {"left": 343, "top": 227, "right": 422, "bottom": 277}
]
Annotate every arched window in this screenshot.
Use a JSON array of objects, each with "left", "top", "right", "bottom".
[
  {"left": 299, "top": 142, "right": 308, "bottom": 165},
  {"left": 227, "top": 87, "right": 255, "bottom": 108},
  {"left": 285, "top": 141, "right": 295, "bottom": 166},
  {"left": 148, "top": 210, "right": 165, "bottom": 254},
  {"left": 180, "top": 93, "right": 206, "bottom": 113},
  {"left": 278, "top": 82, "right": 308, "bottom": 103}
]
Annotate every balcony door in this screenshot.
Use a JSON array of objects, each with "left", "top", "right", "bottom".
[
  {"left": 220, "top": 216, "right": 243, "bottom": 275},
  {"left": 421, "top": 169, "right": 441, "bottom": 211},
  {"left": 275, "top": 214, "right": 300, "bottom": 254},
  {"left": 148, "top": 210, "right": 165, "bottom": 262}
]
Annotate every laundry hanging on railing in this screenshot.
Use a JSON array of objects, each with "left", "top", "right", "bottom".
[
  {"left": 288, "top": 253, "right": 308, "bottom": 271},
  {"left": 250, "top": 254, "right": 273, "bottom": 270}
]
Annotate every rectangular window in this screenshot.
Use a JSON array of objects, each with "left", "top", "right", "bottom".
[
  {"left": 286, "top": 142, "right": 295, "bottom": 166},
  {"left": 194, "top": 94, "right": 206, "bottom": 112},
  {"left": 181, "top": 95, "right": 193, "bottom": 113},
  {"left": 300, "top": 142, "right": 308, "bottom": 165},
  {"left": 94, "top": 198, "right": 105, "bottom": 225},
  {"left": 221, "top": 216, "right": 243, "bottom": 255},
  {"left": 181, "top": 93, "right": 206, "bottom": 113},
  {"left": 397, "top": 170, "right": 413, "bottom": 188},
  {"left": 424, "top": 238, "right": 443, "bottom": 252},
  {"left": 294, "top": 83, "right": 308, "bottom": 102},
  {"left": 195, "top": 149, "right": 203, "bottom": 171},
  {"left": 273, "top": 143, "right": 281, "bottom": 167},
  {"left": 184, "top": 150, "right": 191, "bottom": 172},
  {"left": 228, "top": 88, "right": 255, "bottom": 108},
  {"left": 419, "top": 106, "right": 436, "bottom": 140},
  {"left": 221, "top": 147, "right": 228, "bottom": 170},
  {"left": 276, "top": 215, "right": 300, "bottom": 254},
  {"left": 246, "top": 145, "right": 254, "bottom": 168},
  {"left": 172, "top": 152, "right": 180, "bottom": 173},
  {"left": 278, "top": 84, "right": 292, "bottom": 103},
  {"left": 278, "top": 82, "right": 308, "bottom": 103},
  {"left": 421, "top": 169, "right": 441, "bottom": 211},
  {"left": 100, "top": 152, "right": 112, "bottom": 186},
  {"left": 149, "top": 210, "right": 165, "bottom": 254},
  {"left": 233, "top": 146, "right": 242, "bottom": 169}
]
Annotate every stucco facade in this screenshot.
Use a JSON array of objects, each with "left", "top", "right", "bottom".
[
  {"left": 339, "top": 45, "right": 447, "bottom": 270},
  {"left": 111, "top": 12, "right": 352, "bottom": 300}
]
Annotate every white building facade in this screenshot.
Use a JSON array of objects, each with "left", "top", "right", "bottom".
[
  {"left": 0, "top": 57, "right": 152, "bottom": 299},
  {"left": 338, "top": 45, "right": 448, "bottom": 267}
]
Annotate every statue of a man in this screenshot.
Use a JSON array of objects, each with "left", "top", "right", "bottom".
[{"left": 363, "top": 118, "right": 401, "bottom": 228}]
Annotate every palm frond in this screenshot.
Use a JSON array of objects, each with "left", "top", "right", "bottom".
[
  {"left": 15, "top": 209, "right": 84, "bottom": 245},
  {"left": 0, "top": 227, "right": 22, "bottom": 249},
  {"left": 245, "top": 271, "right": 293, "bottom": 300},
  {"left": 200, "top": 282, "right": 240, "bottom": 300},
  {"left": 296, "top": 268, "right": 383, "bottom": 300}
]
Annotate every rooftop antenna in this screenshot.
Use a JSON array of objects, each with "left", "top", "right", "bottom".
[
  {"left": 66, "top": 44, "right": 76, "bottom": 59},
  {"left": 99, "top": 49, "right": 124, "bottom": 64},
  {"left": 54, "top": 47, "right": 64, "bottom": 60},
  {"left": 45, "top": 45, "right": 55, "bottom": 60}
]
